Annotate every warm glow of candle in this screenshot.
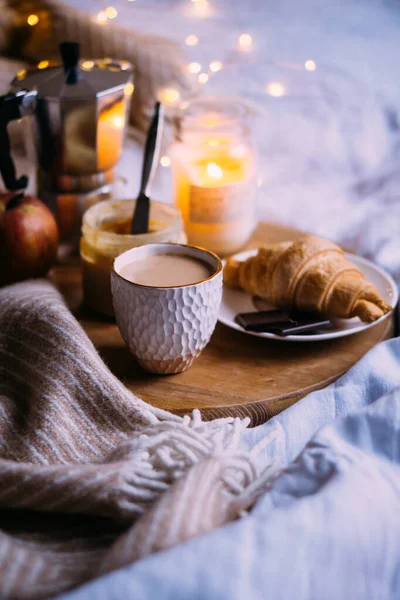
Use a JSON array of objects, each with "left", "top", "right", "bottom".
[
  {"left": 266, "top": 82, "right": 285, "bottom": 97},
  {"left": 194, "top": 154, "right": 248, "bottom": 187},
  {"left": 113, "top": 116, "right": 124, "bottom": 129},
  {"left": 239, "top": 33, "right": 252, "bottom": 49},
  {"left": 188, "top": 62, "right": 201, "bottom": 74},
  {"left": 159, "top": 88, "right": 181, "bottom": 104},
  {"left": 204, "top": 114, "right": 218, "bottom": 127},
  {"left": 229, "top": 144, "right": 247, "bottom": 159},
  {"left": 206, "top": 162, "right": 223, "bottom": 179},
  {"left": 97, "top": 101, "right": 125, "bottom": 171},
  {"left": 97, "top": 10, "right": 108, "bottom": 22},
  {"left": 105, "top": 6, "right": 118, "bottom": 18},
  {"left": 209, "top": 61, "right": 222, "bottom": 72},
  {"left": 198, "top": 73, "right": 209, "bottom": 84},
  {"left": 171, "top": 149, "right": 255, "bottom": 253},
  {"left": 170, "top": 102, "right": 257, "bottom": 255},
  {"left": 305, "top": 59, "right": 317, "bottom": 71},
  {"left": 160, "top": 156, "right": 171, "bottom": 167},
  {"left": 82, "top": 60, "right": 95, "bottom": 70},
  {"left": 27, "top": 14, "right": 39, "bottom": 26},
  {"left": 185, "top": 34, "right": 199, "bottom": 46},
  {"left": 38, "top": 60, "right": 49, "bottom": 69}
]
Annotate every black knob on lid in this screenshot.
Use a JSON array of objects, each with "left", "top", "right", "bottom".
[{"left": 59, "top": 42, "right": 81, "bottom": 85}]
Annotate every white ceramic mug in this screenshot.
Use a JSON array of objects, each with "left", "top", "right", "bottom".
[{"left": 111, "top": 243, "right": 223, "bottom": 374}]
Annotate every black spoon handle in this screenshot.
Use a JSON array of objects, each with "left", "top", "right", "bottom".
[
  {"left": 140, "top": 101, "right": 164, "bottom": 198},
  {"left": 131, "top": 102, "right": 164, "bottom": 234}
]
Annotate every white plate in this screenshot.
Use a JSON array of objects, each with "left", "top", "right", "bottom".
[{"left": 219, "top": 250, "right": 398, "bottom": 342}]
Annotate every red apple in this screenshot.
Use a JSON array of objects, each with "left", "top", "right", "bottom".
[{"left": 0, "top": 192, "right": 59, "bottom": 286}]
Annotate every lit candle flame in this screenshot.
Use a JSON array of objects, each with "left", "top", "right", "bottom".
[
  {"left": 113, "top": 116, "right": 124, "bottom": 129},
  {"left": 207, "top": 162, "right": 223, "bottom": 179},
  {"left": 38, "top": 60, "right": 49, "bottom": 70}
]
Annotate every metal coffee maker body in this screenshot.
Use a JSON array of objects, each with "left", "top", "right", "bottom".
[{"left": 0, "top": 42, "right": 133, "bottom": 249}]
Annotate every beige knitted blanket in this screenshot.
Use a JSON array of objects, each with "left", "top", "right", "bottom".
[{"left": 0, "top": 280, "right": 277, "bottom": 600}]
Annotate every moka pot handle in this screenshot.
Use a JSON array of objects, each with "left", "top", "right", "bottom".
[{"left": 0, "top": 90, "right": 37, "bottom": 191}]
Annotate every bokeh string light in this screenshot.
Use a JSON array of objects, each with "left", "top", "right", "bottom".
[
  {"left": 105, "top": 6, "right": 118, "bottom": 19},
  {"left": 209, "top": 61, "right": 222, "bottom": 72},
  {"left": 27, "top": 14, "right": 39, "bottom": 26},
  {"left": 192, "top": 0, "right": 209, "bottom": 9},
  {"left": 238, "top": 33, "right": 253, "bottom": 51},
  {"left": 90, "top": 1, "right": 318, "bottom": 101},
  {"left": 266, "top": 82, "right": 286, "bottom": 97},
  {"left": 188, "top": 62, "right": 202, "bottom": 74},
  {"left": 159, "top": 87, "right": 181, "bottom": 105},
  {"left": 305, "top": 59, "right": 317, "bottom": 71},
  {"left": 160, "top": 156, "right": 171, "bottom": 167},
  {"left": 185, "top": 34, "right": 199, "bottom": 46},
  {"left": 96, "top": 10, "right": 108, "bottom": 23}
]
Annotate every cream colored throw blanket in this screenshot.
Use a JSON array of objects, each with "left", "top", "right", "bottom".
[{"left": 0, "top": 280, "right": 276, "bottom": 599}]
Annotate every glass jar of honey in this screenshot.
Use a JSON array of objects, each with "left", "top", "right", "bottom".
[{"left": 80, "top": 199, "right": 185, "bottom": 316}]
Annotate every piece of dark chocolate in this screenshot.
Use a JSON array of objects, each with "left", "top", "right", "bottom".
[
  {"left": 235, "top": 309, "right": 332, "bottom": 335},
  {"left": 235, "top": 310, "right": 294, "bottom": 332}
]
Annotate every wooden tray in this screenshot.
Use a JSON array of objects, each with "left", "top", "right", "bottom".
[{"left": 53, "top": 223, "right": 394, "bottom": 426}]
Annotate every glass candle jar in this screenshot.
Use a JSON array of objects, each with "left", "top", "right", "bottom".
[
  {"left": 80, "top": 199, "right": 185, "bottom": 316},
  {"left": 170, "top": 97, "right": 257, "bottom": 256}
]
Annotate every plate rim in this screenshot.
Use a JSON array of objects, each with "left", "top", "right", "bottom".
[{"left": 219, "top": 250, "right": 398, "bottom": 342}]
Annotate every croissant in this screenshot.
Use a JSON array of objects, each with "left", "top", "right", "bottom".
[{"left": 224, "top": 235, "right": 392, "bottom": 323}]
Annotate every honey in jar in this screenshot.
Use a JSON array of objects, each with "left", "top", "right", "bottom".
[{"left": 80, "top": 199, "right": 185, "bottom": 316}]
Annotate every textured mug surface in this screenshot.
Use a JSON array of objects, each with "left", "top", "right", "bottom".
[{"left": 111, "top": 243, "right": 223, "bottom": 374}]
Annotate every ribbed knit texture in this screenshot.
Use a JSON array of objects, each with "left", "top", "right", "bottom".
[{"left": 0, "top": 280, "right": 277, "bottom": 600}]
